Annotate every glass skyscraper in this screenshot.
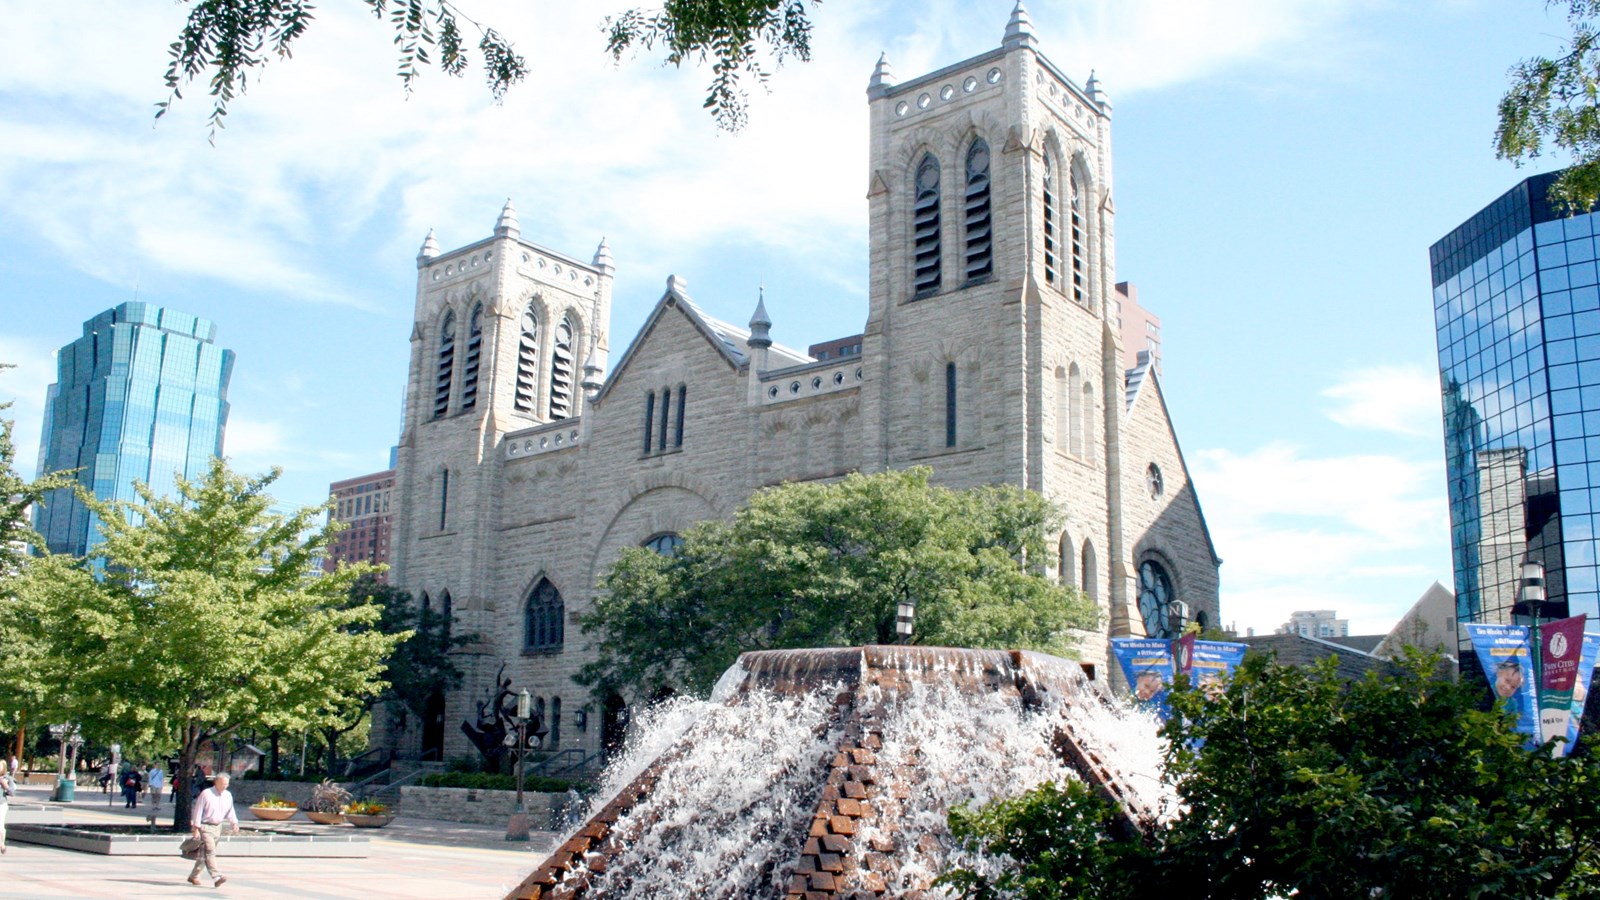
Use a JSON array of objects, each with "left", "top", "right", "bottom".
[{"left": 34, "top": 302, "right": 234, "bottom": 556}]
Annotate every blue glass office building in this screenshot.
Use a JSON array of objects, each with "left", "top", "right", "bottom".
[{"left": 34, "top": 303, "right": 234, "bottom": 556}]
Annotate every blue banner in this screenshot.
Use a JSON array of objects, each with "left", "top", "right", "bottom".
[
  {"left": 1465, "top": 623, "right": 1540, "bottom": 747},
  {"left": 1564, "top": 632, "right": 1600, "bottom": 753},
  {"left": 1192, "top": 640, "right": 1248, "bottom": 697},
  {"left": 1111, "top": 638, "right": 1175, "bottom": 718}
]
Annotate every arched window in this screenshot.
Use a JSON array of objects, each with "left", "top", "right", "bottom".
[
  {"left": 674, "top": 384, "right": 686, "bottom": 448},
  {"left": 460, "top": 304, "right": 483, "bottom": 412},
  {"left": 1070, "top": 169, "right": 1086, "bottom": 304},
  {"left": 658, "top": 383, "right": 672, "bottom": 452},
  {"left": 524, "top": 578, "right": 565, "bottom": 651},
  {"left": 642, "top": 390, "right": 655, "bottom": 454},
  {"left": 549, "top": 314, "right": 576, "bottom": 420},
  {"left": 433, "top": 310, "right": 455, "bottom": 419},
  {"left": 1081, "top": 539, "right": 1098, "bottom": 604},
  {"left": 1043, "top": 153, "right": 1058, "bottom": 286},
  {"left": 514, "top": 305, "right": 540, "bottom": 413},
  {"left": 550, "top": 696, "right": 562, "bottom": 748},
  {"left": 1081, "top": 380, "right": 1096, "bottom": 463},
  {"left": 912, "top": 153, "right": 942, "bottom": 297},
  {"left": 1137, "top": 559, "right": 1176, "bottom": 638},
  {"left": 438, "top": 468, "right": 449, "bottom": 531},
  {"left": 945, "top": 362, "right": 958, "bottom": 448},
  {"left": 1058, "top": 531, "right": 1076, "bottom": 588},
  {"left": 440, "top": 591, "right": 453, "bottom": 636},
  {"left": 1055, "top": 367, "right": 1069, "bottom": 448},
  {"left": 964, "top": 139, "right": 992, "bottom": 282},
  {"left": 420, "top": 591, "right": 432, "bottom": 613},
  {"left": 1068, "top": 363, "right": 1083, "bottom": 456},
  {"left": 644, "top": 533, "right": 684, "bottom": 556}
]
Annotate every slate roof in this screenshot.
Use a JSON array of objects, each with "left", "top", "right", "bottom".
[{"left": 1239, "top": 634, "right": 1405, "bottom": 681}]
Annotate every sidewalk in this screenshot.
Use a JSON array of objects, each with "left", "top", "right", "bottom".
[{"left": 4, "top": 782, "right": 561, "bottom": 898}]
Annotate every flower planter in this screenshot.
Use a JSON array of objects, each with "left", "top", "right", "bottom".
[
  {"left": 344, "top": 813, "right": 394, "bottom": 828},
  {"left": 304, "top": 811, "right": 346, "bottom": 825},
  {"left": 248, "top": 806, "right": 298, "bottom": 821}
]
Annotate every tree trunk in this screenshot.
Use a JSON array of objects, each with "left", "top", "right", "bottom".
[
  {"left": 324, "top": 727, "right": 340, "bottom": 778},
  {"left": 269, "top": 730, "right": 280, "bottom": 776},
  {"left": 172, "top": 722, "right": 201, "bottom": 833}
]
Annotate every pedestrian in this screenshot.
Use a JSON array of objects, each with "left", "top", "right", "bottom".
[
  {"left": 122, "top": 765, "right": 143, "bottom": 809},
  {"left": 188, "top": 773, "right": 239, "bottom": 888},
  {"left": 0, "top": 760, "right": 14, "bottom": 854},
  {"left": 99, "top": 762, "right": 113, "bottom": 794},
  {"left": 146, "top": 761, "right": 165, "bottom": 807}
]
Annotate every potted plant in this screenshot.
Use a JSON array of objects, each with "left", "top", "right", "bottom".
[
  {"left": 342, "top": 799, "right": 395, "bottom": 828},
  {"left": 304, "top": 780, "right": 352, "bottom": 825},
  {"left": 248, "top": 794, "right": 299, "bottom": 821}
]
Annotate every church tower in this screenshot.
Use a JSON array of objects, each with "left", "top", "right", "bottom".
[{"left": 860, "top": 3, "right": 1135, "bottom": 634}]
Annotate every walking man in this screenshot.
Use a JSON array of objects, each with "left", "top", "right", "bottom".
[
  {"left": 147, "top": 762, "right": 165, "bottom": 807},
  {"left": 188, "top": 773, "right": 239, "bottom": 887}
]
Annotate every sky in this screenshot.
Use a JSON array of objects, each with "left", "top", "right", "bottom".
[{"left": 0, "top": 0, "right": 1577, "bottom": 636}]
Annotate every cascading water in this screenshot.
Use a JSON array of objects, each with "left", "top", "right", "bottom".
[{"left": 510, "top": 647, "right": 1171, "bottom": 900}]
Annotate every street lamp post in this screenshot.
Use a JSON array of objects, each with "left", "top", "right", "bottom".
[
  {"left": 1168, "top": 599, "right": 1191, "bottom": 677},
  {"left": 896, "top": 601, "right": 916, "bottom": 644},
  {"left": 1522, "top": 557, "right": 1547, "bottom": 686},
  {"left": 506, "top": 689, "right": 532, "bottom": 842}
]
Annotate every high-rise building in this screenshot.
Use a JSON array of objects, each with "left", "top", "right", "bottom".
[
  {"left": 325, "top": 468, "right": 397, "bottom": 579},
  {"left": 1431, "top": 170, "right": 1600, "bottom": 654},
  {"left": 1114, "top": 282, "right": 1161, "bottom": 375},
  {"left": 33, "top": 302, "right": 233, "bottom": 556},
  {"left": 1278, "top": 609, "right": 1350, "bottom": 639}
]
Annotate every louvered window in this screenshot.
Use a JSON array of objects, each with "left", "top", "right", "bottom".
[
  {"left": 1043, "top": 155, "right": 1058, "bottom": 286},
  {"left": 460, "top": 305, "right": 483, "bottom": 411},
  {"left": 433, "top": 311, "right": 455, "bottom": 419},
  {"left": 549, "top": 315, "right": 575, "bottom": 420},
  {"left": 964, "top": 140, "right": 992, "bottom": 282},
  {"left": 514, "top": 306, "right": 539, "bottom": 413},
  {"left": 912, "top": 154, "right": 942, "bottom": 296},
  {"left": 1071, "top": 171, "right": 1086, "bottom": 304}
]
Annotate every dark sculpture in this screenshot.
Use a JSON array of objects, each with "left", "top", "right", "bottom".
[{"left": 460, "top": 663, "right": 548, "bottom": 770}]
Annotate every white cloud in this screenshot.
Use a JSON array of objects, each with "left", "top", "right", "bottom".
[
  {"left": 1190, "top": 440, "right": 1451, "bottom": 635},
  {"left": 0, "top": 336, "right": 58, "bottom": 478},
  {"left": 1322, "top": 364, "right": 1442, "bottom": 438}
]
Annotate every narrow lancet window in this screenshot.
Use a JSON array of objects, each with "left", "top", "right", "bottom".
[
  {"left": 1070, "top": 170, "right": 1086, "bottom": 305},
  {"left": 658, "top": 386, "right": 671, "bottom": 452},
  {"left": 913, "top": 153, "right": 942, "bottom": 296},
  {"left": 461, "top": 304, "right": 483, "bottom": 411},
  {"left": 674, "top": 384, "right": 686, "bottom": 448},
  {"left": 550, "top": 314, "right": 576, "bottom": 420},
  {"left": 433, "top": 310, "right": 455, "bottom": 419},
  {"left": 643, "top": 391, "right": 655, "bottom": 454},
  {"left": 1043, "top": 154, "right": 1058, "bottom": 286},
  {"left": 964, "top": 139, "right": 993, "bottom": 282},
  {"left": 945, "top": 362, "right": 958, "bottom": 448},
  {"left": 514, "top": 305, "right": 539, "bottom": 413}
]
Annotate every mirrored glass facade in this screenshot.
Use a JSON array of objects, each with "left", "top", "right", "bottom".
[{"left": 33, "top": 302, "right": 234, "bottom": 556}]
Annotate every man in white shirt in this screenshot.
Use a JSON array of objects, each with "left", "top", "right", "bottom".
[
  {"left": 188, "top": 773, "right": 239, "bottom": 887},
  {"left": 147, "top": 763, "right": 165, "bottom": 807}
]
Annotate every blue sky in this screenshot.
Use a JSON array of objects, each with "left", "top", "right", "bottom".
[{"left": 0, "top": 0, "right": 1574, "bottom": 635}]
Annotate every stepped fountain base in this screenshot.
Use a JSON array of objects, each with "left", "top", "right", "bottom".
[{"left": 509, "top": 645, "right": 1167, "bottom": 899}]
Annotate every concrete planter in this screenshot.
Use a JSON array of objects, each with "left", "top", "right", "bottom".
[
  {"left": 248, "top": 806, "right": 298, "bottom": 821},
  {"left": 398, "top": 785, "right": 570, "bottom": 828},
  {"left": 345, "top": 813, "right": 395, "bottom": 828},
  {"left": 305, "top": 811, "right": 345, "bottom": 825},
  {"left": 10, "top": 824, "right": 370, "bottom": 857}
]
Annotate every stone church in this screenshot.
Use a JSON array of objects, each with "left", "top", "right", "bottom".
[{"left": 385, "top": 5, "right": 1221, "bottom": 763}]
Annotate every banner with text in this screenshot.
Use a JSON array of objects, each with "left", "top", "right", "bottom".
[
  {"left": 1191, "top": 640, "right": 1249, "bottom": 696},
  {"left": 1539, "top": 615, "right": 1589, "bottom": 753},
  {"left": 1111, "top": 638, "right": 1175, "bottom": 719},
  {"left": 1465, "top": 622, "right": 1540, "bottom": 748},
  {"left": 1564, "top": 632, "right": 1600, "bottom": 754}
]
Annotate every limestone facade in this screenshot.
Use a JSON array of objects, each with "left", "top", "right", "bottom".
[{"left": 385, "top": 13, "right": 1221, "bottom": 763}]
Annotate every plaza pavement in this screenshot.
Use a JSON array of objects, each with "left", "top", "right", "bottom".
[{"left": 3, "top": 781, "right": 559, "bottom": 899}]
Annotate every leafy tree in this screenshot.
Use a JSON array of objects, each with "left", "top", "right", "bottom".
[
  {"left": 3, "top": 459, "right": 404, "bottom": 830},
  {"left": 1499, "top": 1, "right": 1600, "bottom": 211},
  {"left": 577, "top": 467, "right": 1095, "bottom": 699},
  {"left": 941, "top": 652, "right": 1600, "bottom": 900},
  {"left": 159, "top": 0, "right": 818, "bottom": 135}
]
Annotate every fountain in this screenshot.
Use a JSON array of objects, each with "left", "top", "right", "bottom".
[{"left": 506, "top": 646, "right": 1171, "bottom": 899}]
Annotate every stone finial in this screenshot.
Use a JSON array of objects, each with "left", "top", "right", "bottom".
[
  {"left": 747, "top": 286, "right": 772, "bottom": 350},
  {"left": 495, "top": 198, "right": 520, "bottom": 238},
  {"left": 666, "top": 274, "right": 689, "bottom": 296},
  {"left": 1003, "top": 0, "right": 1037, "bottom": 49},
  {"left": 581, "top": 344, "right": 607, "bottom": 396},
  {"left": 417, "top": 229, "right": 439, "bottom": 265},
  {"left": 867, "top": 52, "right": 895, "bottom": 97},
  {"left": 1086, "top": 70, "right": 1111, "bottom": 110},
  {"left": 592, "top": 236, "right": 614, "bottom": 274}
]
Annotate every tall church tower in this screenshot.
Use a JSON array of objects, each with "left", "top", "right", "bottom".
[
  {"left": 860, "top": 4, "right": 1134, "bottom": 631},
  {"left": 389, "top": 200, "right": 613, "bottom": 627}
]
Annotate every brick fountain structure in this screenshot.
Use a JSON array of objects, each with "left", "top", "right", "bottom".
[{"left": 506, "top": 646, "right": 1168, "bottom": 899}]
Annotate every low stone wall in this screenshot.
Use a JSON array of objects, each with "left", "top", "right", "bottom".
[
  {"left": 398, "top": 786, "right": 573, "bottom": 829},
  {"left": 231, "top": 780, "right": 353, "bottom": 807}
]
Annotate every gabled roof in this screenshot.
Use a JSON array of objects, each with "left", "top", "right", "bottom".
[
  {"left": 593, "top": 277, "right": 810, "bottom": 404},
  {"left": 1125, "top": 359, "right": 1223, "bottom": 567},
  {"left": 1240, "top": 634, "right": 1405, "bottom": 681}
]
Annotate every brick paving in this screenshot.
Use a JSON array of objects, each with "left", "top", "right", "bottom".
[{"left": 3, "top": 781, "right": 557, "bottom": 899}]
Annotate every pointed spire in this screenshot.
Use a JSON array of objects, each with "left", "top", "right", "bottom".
[
  {"left": 417, "top": 228, "right": 439, "bottom": 266},
  {"left": 494, "top": 198, "right": 520, "bottom": 238},
  {"left": 592, "top": 236, "right": 614, "bottom": 274},
  {"left": 581, "top": 344, "right": 607, "bottom": 397},
  {"left": 867, "top": 52, "right": 895, "bottom": 98},
  {"left": 747, "top": 285, "right": 772, "bottom": 350},
  {"left": 1086, "top": 69, "right": 1111, "bottom": 110},
  {"left": 1003, "top": 0, "right": 1037, "bottom": 49}
]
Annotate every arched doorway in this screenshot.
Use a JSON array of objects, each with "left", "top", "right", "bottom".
[
  {"left": 421, "top": 690, "right": 446, "bottom": 761},
  {"left": 601, "top": 694, "right": 629, "bottom": 757}
]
